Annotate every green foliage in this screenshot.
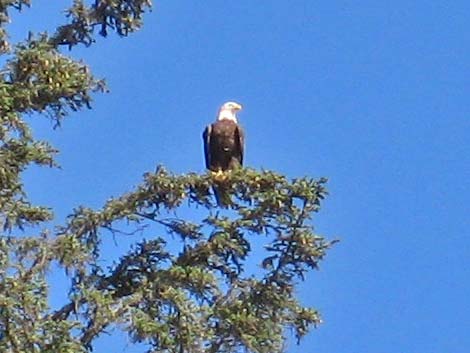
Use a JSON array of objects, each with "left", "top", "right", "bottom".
[
  {"left": 1, "top": 168, "right": 334, "bottom": 353},
  {"left": 52, "top": 0, "right": 152, "bottom": 48},
  {"left": 0, "top": 1, "right": 31, "bottom": 53},
  {"left": 0, "top": 2, "right": 335, "bottom": 353}
]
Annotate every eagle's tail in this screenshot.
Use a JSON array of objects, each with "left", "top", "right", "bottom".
[
  {"left": 211, "top": 170, "right": 232, "bottom": 208},
  {"left": 213, "top": 184, "right": 231, "bottom": 208}
]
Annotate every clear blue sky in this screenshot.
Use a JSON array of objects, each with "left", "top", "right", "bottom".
[{"left": 11, "top": 1, "right": 470, "bottom": 352}]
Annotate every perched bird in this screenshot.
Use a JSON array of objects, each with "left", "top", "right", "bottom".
[
  {"left": 203, "top": 101, "right": 244, "bottom": 172},
  {"left": 203, "top": 101, "right": 245, "bottom": 205}
]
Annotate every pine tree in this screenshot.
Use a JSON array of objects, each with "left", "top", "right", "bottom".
[{"left": 0, "top": 2, "right": 335, "bottom": 352}]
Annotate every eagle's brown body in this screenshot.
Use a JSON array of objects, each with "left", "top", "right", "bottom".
[{"left": 203, "top": 119, "right": 244, "bottom": 172}]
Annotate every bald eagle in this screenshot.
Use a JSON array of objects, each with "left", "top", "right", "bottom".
[
  {"left": 203, "top": 101, "right": 244, "bottom": 172},
  {"left": 203, "top": 101, "right": 244, "bottom": 206}
]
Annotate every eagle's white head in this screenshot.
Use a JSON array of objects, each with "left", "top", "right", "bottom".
[{"left": 217, "top": 101, "right": 243, "bottom": 123}]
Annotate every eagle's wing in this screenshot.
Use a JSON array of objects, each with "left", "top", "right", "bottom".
[
  {"left": 203, "top": 124, "right": 212, "bottom": 170},
  {"left": 235, "top": 125, "right": 244, "bottom": 166}
]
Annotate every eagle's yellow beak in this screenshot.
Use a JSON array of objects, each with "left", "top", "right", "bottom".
[{"left": 233, "top": 103, "right": 243, "bottom": 111}]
